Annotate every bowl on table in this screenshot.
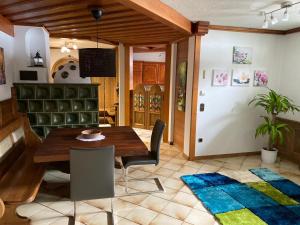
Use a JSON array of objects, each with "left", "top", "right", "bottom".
[{"left": 81, "top": 129, "right": 102, "bottom": 139}]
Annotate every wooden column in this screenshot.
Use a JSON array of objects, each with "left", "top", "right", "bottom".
[
  {"left": 188, "top": 22, "right": 209, "bottom": 160},
  {"left": 124, "top": 45, "right": 133, "bottom": 126},
  {"left": 162, "top": 44, "right": 171, "bottom": 142}
]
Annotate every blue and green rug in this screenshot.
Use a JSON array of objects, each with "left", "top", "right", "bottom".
[{"left": 181, "top": 168, "right": 300, "bottom": 225}]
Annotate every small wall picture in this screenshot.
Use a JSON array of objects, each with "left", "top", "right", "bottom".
[
  {"left": 0, "top": 47, "right": 6, "bottom": 85},
  {"left": 232, "top": 69, "right": 251, "bottom": 86},
  {"left": 176, "top": 61, "right": 187, "bottom": 112},
  {"left": 212, "top": 69, "right": 229, "bottom": 86},
  {"left": 233, "top": 46, "right": 252, "bottom": 64},
  {"left": 254, "top": 70, "right": 268, "bottom": 87}
]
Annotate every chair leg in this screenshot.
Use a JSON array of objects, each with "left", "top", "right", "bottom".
[
  {"left": 73, "top": 201, "right": 76, "bottom": 225},
  {"left": 124, "top": 167, "right": 128, "bottom": 193},
  {"left": 110, "top": 198, "right": 114, "bottom": 225}
]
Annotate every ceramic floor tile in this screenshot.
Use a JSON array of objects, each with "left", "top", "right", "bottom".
[
  {"left": 154, "top": 167, "right": 175, "bottom": 177},
  {"left": 185, "top": 209, "right": 215, "bottom": 225},
  {"left": 162, "top": 202, "right": 192, "bottom": 221},
  {"left": 179, "top": 166, "right": 198, "bottom": 174},
  {"left": 173, "top": 191, "right": 198, "bottom": 208},
  {"left": 163, "top": 177, "right": 184, "bottom": 190},
  {"left": 139, "top": 195, "right": 169, "bottom": 212},
  {"left": 161, "top": 162, "right": 183, "bottom": 171},
  {"left": 150, "top": 214, "right": 183, "bottom": 225},
  {"left": 125, "top": 206, "right": 158, "bottom": 225}
]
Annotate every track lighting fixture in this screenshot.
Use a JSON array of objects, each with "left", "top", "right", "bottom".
[
  {"left": 262, "top": 14, "right": 269, "bottom": 28},
  {"left": 282, "top": 8, "right": 289, "bottom": 21},
  {"left": 271, "top": 14, "right": 278, "bottom": 25},
  {"left": 262, "top": 1, "right": 298, "bottom": 28}
]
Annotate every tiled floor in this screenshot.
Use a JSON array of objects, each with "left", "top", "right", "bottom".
[{"left": 17, "top": 128, "right": 300, "bottom": 225}]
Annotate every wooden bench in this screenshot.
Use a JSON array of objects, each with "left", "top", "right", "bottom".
[{"left": 0, "top": 93, "right": 45, "bottom": 224}]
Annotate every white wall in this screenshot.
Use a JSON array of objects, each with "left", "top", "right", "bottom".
[
  {"left": 14, "top": 26, "right": 50, "bottom": 83},
  {"left": 0, "top": 31, "right": 14, "bottom": 101},
  {"left": 280, "top": 32, "right": 300, "bottom": 122},
  {"left": 196, "top": 30, "right": 284, "bottom": 156},
  {"left": 133, "top": 52, "right": 165, "bottom": 62},
  {"left": 50, "top": 48, "right": 78, "bottom": 71}
]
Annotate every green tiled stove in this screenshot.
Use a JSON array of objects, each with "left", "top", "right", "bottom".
[{"left": 14, "top": 83, "right": 99, "bottom": 138}]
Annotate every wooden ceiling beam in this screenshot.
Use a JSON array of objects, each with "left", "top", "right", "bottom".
[
  {"left": 12, "top": 4, "right": 125, "bottom": 23},
  {"left": 51, "top": 23, "right": 167, "bottom": 35},
  {"left": 0, "top": 14, "right": 14, "bottom": 36},
  {"left": 48, "top": 19, "right": 156, "bottom": 32},
  {"left": 208, "top": 25, "right": 286, "bottom": 35},
  {"left": 38, "top": 10, "right": 139, "bottom": 27},
  {"left": 47, "top": 16, "right": 149, "bottom": 31},
  {"left": 1, "top": 0, "right": 83, "bottom": 17},
  {"left": 116, "top": 0, "right": 192, "bottom": 34}
]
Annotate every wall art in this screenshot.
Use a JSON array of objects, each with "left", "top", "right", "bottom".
[
  {"left": 254, "top": 70, "right": 268, "bottom": 87},
  {"left": 232, "top": 69, "right": 251, "bottom": 86},
  {"left": 233, "top": 46, "right": 252, "bottom": 64},
  {"left": 212, "top": 69, "right": 229, "bottom": 86}
]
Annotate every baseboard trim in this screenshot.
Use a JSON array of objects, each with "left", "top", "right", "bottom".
[{"left": 186, "top": 151, "right": 260, "bottom": 161}]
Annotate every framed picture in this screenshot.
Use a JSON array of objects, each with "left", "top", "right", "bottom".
[
  {"left": 232, "top": 69, "right": 251, "bottom": 86},
  {"left": 0, "top": 47, "right": 6, "bottom": 85},
  {"left": 233, "top": 47, "right": 252, "bottom": 64},
  {"left": 254, "top": 70, "right": 268, "bottom": 87},
  {"left": 212, "top": 69, "right": 229, "bottom": 86},
  {"left": 176, "top": 61, "right": 187, "bottom": 112}
]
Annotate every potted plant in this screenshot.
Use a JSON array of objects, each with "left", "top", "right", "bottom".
[{"left": 249, "top": 89, "right": 299, "bottom": 164}]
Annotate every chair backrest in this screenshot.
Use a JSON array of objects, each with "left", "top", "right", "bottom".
[
  {"left": 150, "top": 119, "right": 165, "bottom": 163},
  {"left": 70, "top": 145, "right": 115, "bottom": 201}
]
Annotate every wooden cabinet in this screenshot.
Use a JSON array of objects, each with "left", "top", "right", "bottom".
[
  {"left": 157, "top": 63, "right": 165, "bottom": 84},
  {"left": 133, "top": 61, "right": 143, "bottom": 89},
  {"left": 143, "top": 63, "right": 158, "bottom": 84},
  {"left": 133, "top": 61, "right": 165, "bottom": 86}
]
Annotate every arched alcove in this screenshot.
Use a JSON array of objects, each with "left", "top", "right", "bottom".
[
  {"left": 51, "top": 57, "right": 90, "bottom": 84},
  {"left": 25, "top": 28, "right": 47, "bottom": 67}
]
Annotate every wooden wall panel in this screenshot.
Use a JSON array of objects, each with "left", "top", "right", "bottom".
[
  {"left": 0, "top": 15, "right": 14, "bottom": 37},
  {"left": 162, "top": 44, "right": 171, "bottom": 142},
  {"left": 173, "top": 39, "right": 189, "bottom": 151},
  {"left": 124, "top": 46, "right": 132, "bottom": 126},
  {"left": 189, "top": 36, "right": 201, "bottom": 160}
]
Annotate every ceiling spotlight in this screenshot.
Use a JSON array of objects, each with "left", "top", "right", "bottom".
[
  {"left": 262, "top": 14, "right": 269, "bottom": 29},
  {"left": 282, "top": 8, "right": 289, "bottom": 21},
  {"left": 72, "top": 44, "right": 78, "bottom": 50},
  {"left": 271, "top": 14, "right": 278, "bottom": 25}
]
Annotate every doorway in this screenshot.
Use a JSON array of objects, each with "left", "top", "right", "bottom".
[{"left": 173, "top": 39, "right": 189, "bottom": 151}]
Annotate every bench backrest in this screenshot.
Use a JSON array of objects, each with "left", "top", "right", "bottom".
[
  {"left": 0, "top": 88, "right": 40, "bottom": 181},
  {"left": 0, "top": 93, "right": 26, "bottom": 180}
]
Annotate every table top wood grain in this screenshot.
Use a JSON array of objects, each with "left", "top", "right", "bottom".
[{"left": 34, "top": 127, "right": 149, "bottom": 163}]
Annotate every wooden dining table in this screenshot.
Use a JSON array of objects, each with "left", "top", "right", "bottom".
[{"left": 33, "top": 126, "right": 149, "bottom": 163}]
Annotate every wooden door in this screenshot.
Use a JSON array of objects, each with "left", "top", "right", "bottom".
[
  {"left": 132, "top": 84, "right": 147, "bottom": 128},
  {"left": 143, "top": 62, "right": 158, "bottom": 84},
  {"left": 157, "top": 63, "right": 165, "bottom": 84},
  {"left": 133, "top": 61, "right": 143, "bottom": 89},
  {"left": 173, "top": 39, "right": 189, "bottom": 151},
  {"left": 147, "top": 85, "right": 163, "bottom": 129}
]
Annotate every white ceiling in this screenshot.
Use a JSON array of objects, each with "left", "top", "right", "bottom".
[{"left": 161, "top": 0, "right": 300, "bottom": 30}]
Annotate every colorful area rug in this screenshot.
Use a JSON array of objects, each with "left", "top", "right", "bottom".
[{"left": 181, "top": 168, "right": 300, "bottom": 225}]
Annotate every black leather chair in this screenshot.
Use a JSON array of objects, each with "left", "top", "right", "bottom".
[
  {"left": 70, "top": 146, "right": 115, "bottom": 225},
  {"left": 121, "top": 119, "right": 165, "bottom": 194}
]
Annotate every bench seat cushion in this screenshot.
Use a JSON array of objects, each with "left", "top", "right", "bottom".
[{"left": 0, "top": 152, "right": 45, "bottom": 204}]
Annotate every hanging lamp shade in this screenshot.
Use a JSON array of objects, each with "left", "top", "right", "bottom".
[{"left": 79, "top": 48, "right": 116, "bottom": 77}]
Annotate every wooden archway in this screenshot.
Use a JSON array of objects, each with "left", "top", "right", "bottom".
[{"left": 51, "top": 56, "right": 78, "bottom": 76}]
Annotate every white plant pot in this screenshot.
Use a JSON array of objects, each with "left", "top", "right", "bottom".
[{"left": 261, "top": 148, "right": 278, "bottom": 164}]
